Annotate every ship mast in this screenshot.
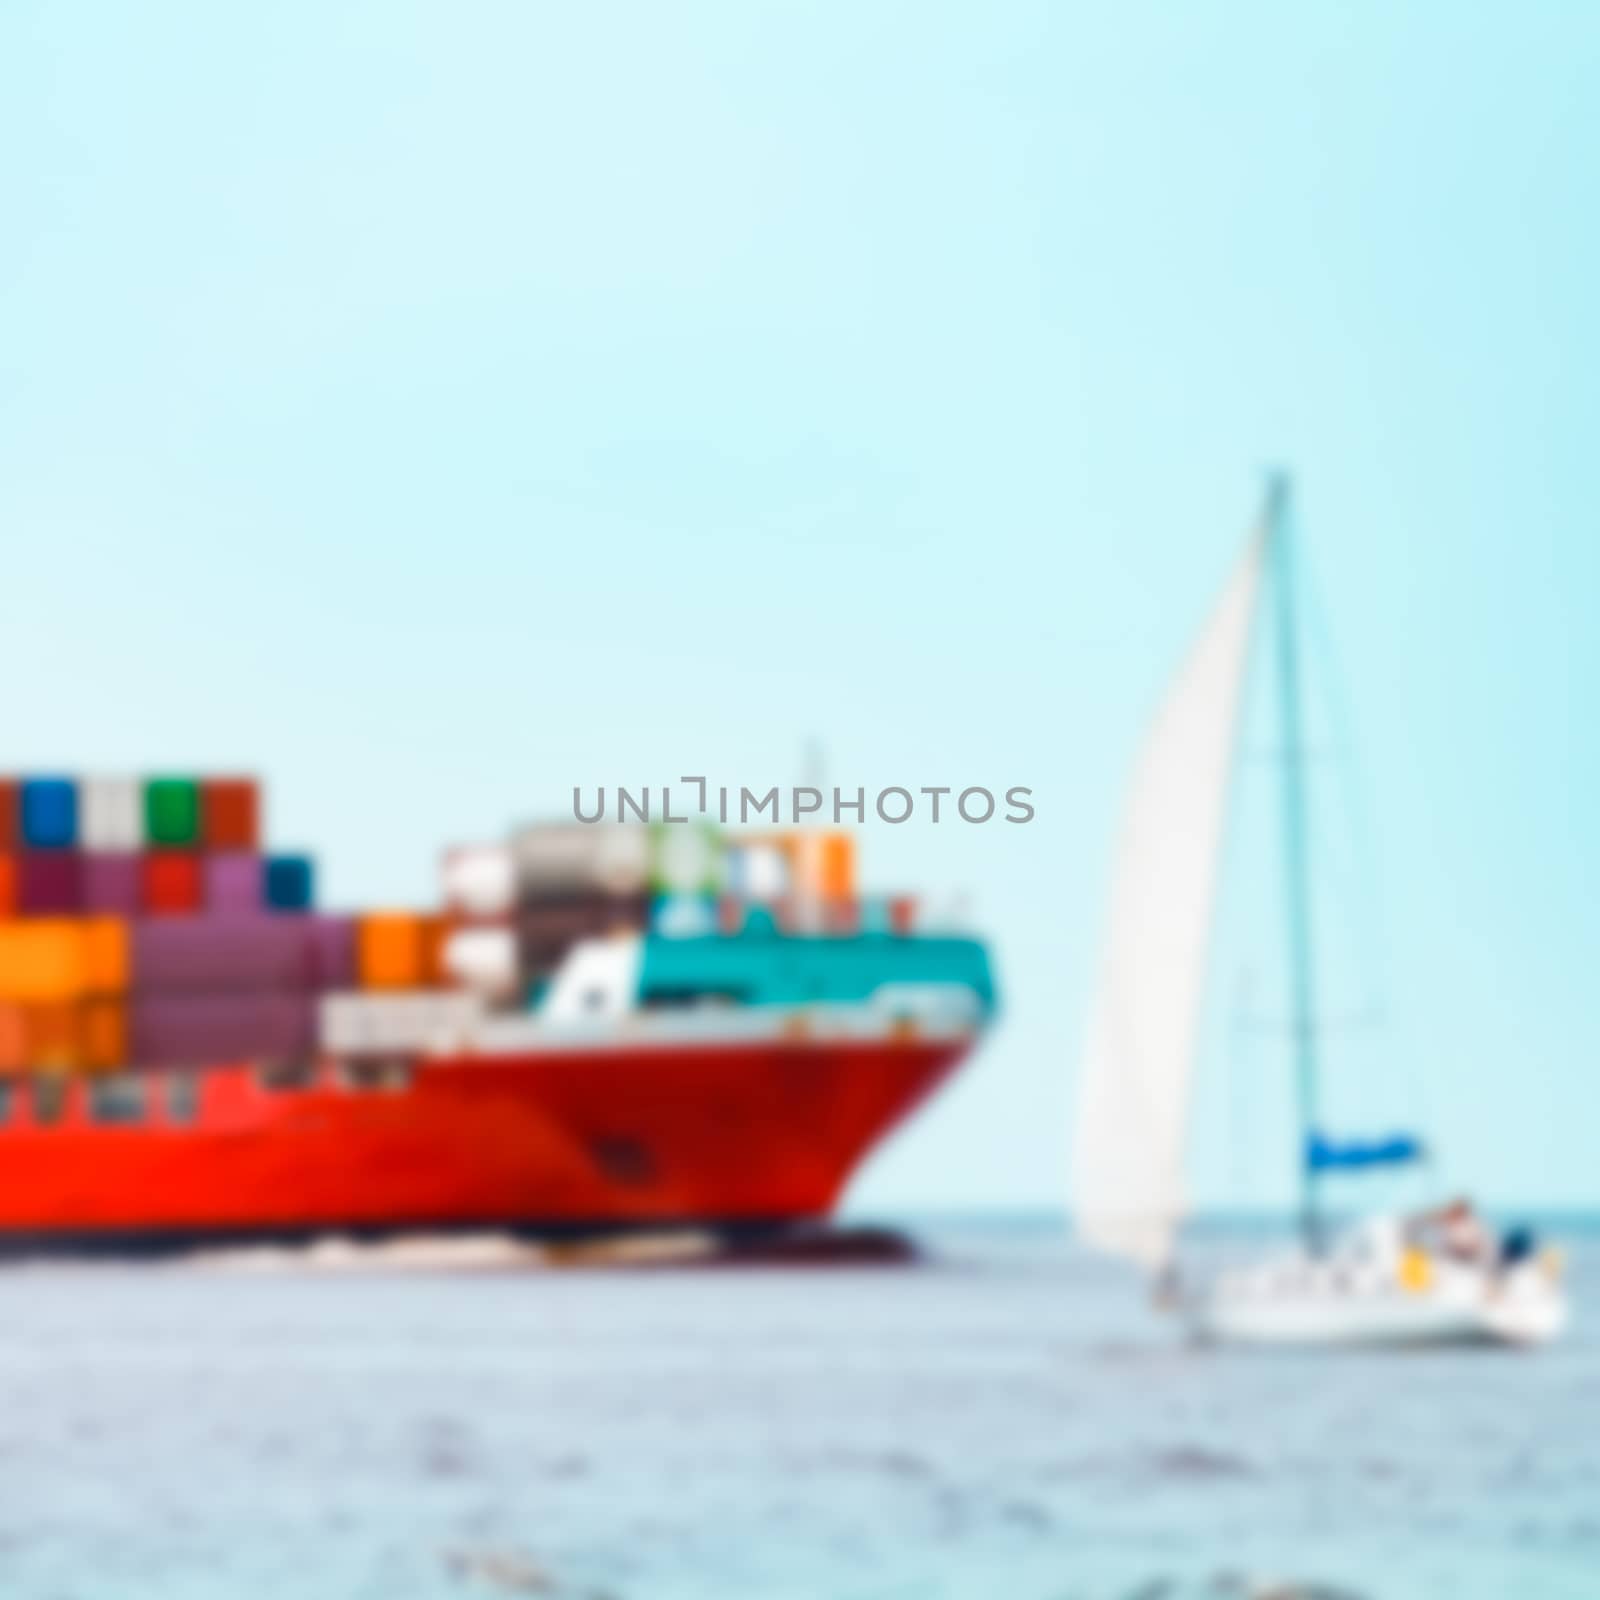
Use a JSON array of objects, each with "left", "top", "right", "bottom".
[{"left": 1266, "top": 473, "right": 1323, "bottom": 1254}]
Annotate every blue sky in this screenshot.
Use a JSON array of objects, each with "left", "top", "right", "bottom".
[{"left": 3, "top": 3, "right": 1597, "bottom": 1210}]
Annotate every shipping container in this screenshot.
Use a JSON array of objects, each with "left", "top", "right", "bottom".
[
  {"left": 0, "top": 781, "right": 17, "bottom": 850},
  {"left": 0, "top": 856, "right": 15, "bottom": 918},
  {"left": 0, "top": 919, "right": 127, "bottom": 1002},
  {"left": 440, "top": 845, "right": 516, "bottom": 917},
  {"left": 0, "top": 1002, "right": 24, "bottom": 1071},
  {"left": 357, "top": 913, "right": 425, "bottom": 990},
  {"left": 823, "top": 834, "right": 856, "bottom": 900},
  {"left": 318, "top": 990, "right": 484, "bottom": 1056},
  {"left": 80, "top": 997, "right": 127, "bottom": 1070},
  {"left": 144, "top": 778, "right": 200, "bottom": 848},
  {"left": 202, "top": 778, "right": 259, "bottom": 851},
  {"left": 17, "top": 852, "right": 82, "bottom": 915},
  {"left": 2, "top": 996, "right": 125, "bottom": 1071},
  {"left": 132, "top": 918, "right": 320, "bottom": 992},
  {"left": 81, "top": 853, "right": 142, "bottom": 915},
  {"left": 21, "top": 778, "right": 78, "bottom": 849},
  {"left": 80, "top": 778, "right": 142, "bottom": 852},
  {"left": 790, "top": 831, "right": 856, "bottom": 901},
  {"left": 130, "top": 992, "right": 317, "bottom": 1067},
  {"left": 25, "top": 1002, "right": 81, "bottom": 1070},
  {"left": 418, "top": 915, "right": 449, "bottom": 987},
  {"left": 264, "top": 855, "right": 314, "bottom": 912},
  {"left": 82, "top": 917, "right": 130, "bottom": 991},
  {"left": 142, "top": 853, "right": 204, "bottom": 916},
  {"left": 440, "top": 925, "right": 518, "bottom": 991},
  {"left": 205, "top": 853, "right": 262, "bottom": 916},
  {"left": 306, "top": 916, "right": 357, "bottom": 989}
]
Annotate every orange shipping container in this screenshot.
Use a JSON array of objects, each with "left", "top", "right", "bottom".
[
  {"left": 0, "top": 918, "right": 129, "bottom": 1002},
  {"left": 79, "top": 998, "right": 127, "bottom": 1070},
  {"left": 25, "top": 1002, "right": 82, "bottom": 1071},
  {"left": 0, "top": 855, "right": 14, "bottom": 918},
  {"left": 0, "top": 1002, "right": 25, "bottom": 1072},
  {"left": 818, "top": 833, "right": 855, "bottom": 900},
  {"left": 788, "top": 831, "right": 856, "bottom": 901},
  {"left": 0, "top": 921, "right": 87, "bottom": 1002},
  {"left": 418, "top": 915, "right": 449, "bottom": 987},
  {"left": 358, "top": 913, "right": 426, "bottom": 990},
  {"left": 82, "top": 917, "right": 129, "bottom": 992}
]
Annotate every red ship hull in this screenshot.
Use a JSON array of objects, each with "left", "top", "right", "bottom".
[{"left": 0, "top": 1034, "right": 970, "bottom": 1249}]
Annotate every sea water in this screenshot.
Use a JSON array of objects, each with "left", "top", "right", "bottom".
[{"left": 0, "top": 1218, "right": 1594, "bottom": 1600}]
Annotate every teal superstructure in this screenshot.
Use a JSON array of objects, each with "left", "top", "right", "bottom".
[{"left": 638, "top": 931, "right": 996, "bottom": 1015}]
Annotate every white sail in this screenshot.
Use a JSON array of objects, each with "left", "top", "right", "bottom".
[{"left": 1071, "top": 531, "right": 1267, "bottom": 1269}]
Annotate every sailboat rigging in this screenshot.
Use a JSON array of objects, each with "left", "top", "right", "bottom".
[{"left": 1265, "top": 474, "right": 1324, "bottom": 1254}]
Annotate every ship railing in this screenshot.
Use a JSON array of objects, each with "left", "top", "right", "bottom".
[{"left": 415, "top": 991, "right": 984, "bottom": 1056}]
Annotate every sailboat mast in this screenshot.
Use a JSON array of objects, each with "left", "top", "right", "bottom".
[{"left": 1266, "top": 473, "right": 1322, "bottom": 1252}]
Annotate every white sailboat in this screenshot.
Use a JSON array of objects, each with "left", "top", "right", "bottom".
[{"left": 1072, "top": 475, "right": 1568, "bottom": 1348}]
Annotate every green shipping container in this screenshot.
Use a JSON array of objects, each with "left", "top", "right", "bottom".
[{"left": 145, "top": 777, "right": 200, "bottom": 846}]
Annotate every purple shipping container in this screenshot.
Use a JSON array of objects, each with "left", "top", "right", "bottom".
[
  {"left": 18, "top": 852, "right": 82, "bottom": 914},
  {"left": 130, "top": 992, "right": 317, "bottom": 1067},
  {"left": 205, "top": 852, "right": 263, "bottom": 916},
  {"left": 306, "top": 916, "right": 357, "bottom": 989},
  {"left": 82, "top": 853, "right": 143, "bottom": 915},
  {"left": 132, "top": 917, "right": 321, "bottom": 992}
]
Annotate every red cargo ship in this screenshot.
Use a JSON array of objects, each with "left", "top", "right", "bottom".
[{"left": 0, "top": 777, "right": 994, "bottom": 1250}]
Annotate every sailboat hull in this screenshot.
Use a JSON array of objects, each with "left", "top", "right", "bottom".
[{"left": 1195, "top": 1253, "right": 1569, "bottom": 1349}]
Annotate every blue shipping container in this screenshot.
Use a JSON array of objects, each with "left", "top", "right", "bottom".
[
  {"left": 264, "top": 854, "right": 315, "bottom": 912},
  {"left": 20, "top": 777, "right": 79, "bottom": 849}
]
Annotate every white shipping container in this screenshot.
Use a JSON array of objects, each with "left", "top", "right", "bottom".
[
  {"left": 80, "top": 777, "right": 143, "bottom": 851},
  {"left": 319, "top": 991, "right": 486, "bottom": 1056},
  {"left": 440, "top": 845, "right": 516, "bottom": 916},
  {"left": 441, "top": 926, "right": 519, "bottom": 991}
]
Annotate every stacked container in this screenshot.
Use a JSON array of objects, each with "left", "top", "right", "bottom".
[
  {"left": 0, "top": 773, "right": 336, "bottom": 1071},
  {"left": 0, "top": 782, "right": 900, "bottom": 1081},
  {"left": 0, "top": 918, "right": 128, "bottom": 1071},
  {"left": 314, "top": 905, "right": 480, "bottom": 1059}
]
